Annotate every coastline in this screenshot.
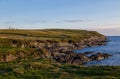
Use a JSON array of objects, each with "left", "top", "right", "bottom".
[
  {"left": 0, "top": 29, "right": 110, "bottom": 65},
  {"left": 0, "top": 29, "right": 118, "bottom": 79}
]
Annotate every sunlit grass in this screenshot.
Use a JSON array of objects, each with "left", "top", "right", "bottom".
[
  {"left": 0, "top": 29, "right": 104, "bottom": 43},
  {"left": 0, "top": 58, "right": 120, "bottom": 79}
]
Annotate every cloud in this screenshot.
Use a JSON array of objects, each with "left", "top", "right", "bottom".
[
  {"left": 96, "top": 28, "right": 120, "bottom": 36},
  {"left": 63, "top": 19, "right": 93, "bottom": 23},
  {"left": 3, "top": 21, "right": 15, "bottom": 24},
  {"left": 107, "top": 24, "right": 120, "bottom": 26},
  {"left": 88, "top": 23, "right": 120, "bottom": 30},
  {"left": 89, "top": 23, "right": 120, "bottom": 36},
  {"left": 24, "top": 20, "right": 48, "bottom": 24},
  {"left": 110, "top": 16, "right": 120, "bottom": 18},
  {"left": 0, "top": 20, "right": 48, "bottom": 25}
]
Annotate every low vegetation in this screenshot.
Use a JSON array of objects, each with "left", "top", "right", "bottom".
[
  {"left": 0, "top": 29, "right": 118, "bottom": 79},
  {"left": 0, "top": 58, "right": 120, "bottom": 79},
  {"left": 0, "top": 29, "right": 104, "bottom": 43}
]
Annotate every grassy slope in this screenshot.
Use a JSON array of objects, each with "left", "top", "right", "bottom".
[
  {"left": 0, "top": 29, "right": 119, "bottom": 79},
  {"left": 0, "top": 29, "right": 105, "bottom": 58},
  {"left": 0, "top": 29, "right": 104, "bottom": 42}
]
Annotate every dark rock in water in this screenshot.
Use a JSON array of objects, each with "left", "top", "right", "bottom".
[
  {"left": 83, "top": 51, "right": 94, "bottom": 55},
  {"left": 52, "top": 51, "right": 90, "bottom": 65},
  {"left": 52, "top": 51, "right": 111, "bottom": 65},
  {"left": 89, "top": 52, "right": 111, "bottom": 61},
  {"left": 71, "top": 54, "right": 90, "bottom": 65}
]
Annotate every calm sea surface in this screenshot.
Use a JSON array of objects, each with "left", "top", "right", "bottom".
[{"left": 75, "top": 36, "right": 120, "bottom": 66}]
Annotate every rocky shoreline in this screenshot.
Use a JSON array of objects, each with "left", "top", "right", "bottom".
[
  {"left": 29, "top": 36, "right": 111, "bottom": 65},
  {"left": 0, "top": 35, "right": 111, "bottom": 65},
  {"left": 52, "top": 51, "right": 111, "bottom": 65}
]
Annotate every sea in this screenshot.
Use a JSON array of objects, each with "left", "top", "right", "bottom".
[{"left": 75, "top": 36, "right": 120, "bottom": 66}]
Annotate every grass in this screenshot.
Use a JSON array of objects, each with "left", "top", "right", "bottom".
[
  {"left": 0, "top": 58, "right": 120, "bottom": 79},
  {"left": 0, "top": 46, "right": 48, "bottom": 63},
  {"left": 0, "top": 46, "right": 119, "bottom": 79},
  {"left": 0, "top": 29, "right": 104, "bottom": 43}
]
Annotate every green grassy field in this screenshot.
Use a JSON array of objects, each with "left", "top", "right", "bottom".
[
  {"left": 0, "top": 29, "right": 104, "bottom": 42},
  {"left": 0, "top": 29, "right": 119, "bottom": 79},
  {"left": 0, "top": 58, "right": 120, "bottom": 79}
]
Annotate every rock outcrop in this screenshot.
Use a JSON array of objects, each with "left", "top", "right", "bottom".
[
  {"left": 0, "top": 34, "right": 110, "bottom": 65},
  {"left": 51, "top": 51, "right": 111, "bottom": 65},
  {"left": 29, "top": 36, "right": 107, "bottom": 53},
  {"left": 52, "top": 51, "right": 90, "bottom": 65},
  {"left": 89, "top": 53, "right": 111, "bottom": 61}
]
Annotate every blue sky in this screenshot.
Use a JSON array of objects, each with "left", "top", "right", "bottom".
[{"left": 0, "top": 0, "right": 120, "bottom": 35}]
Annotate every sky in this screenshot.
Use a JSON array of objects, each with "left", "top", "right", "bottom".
[{"left": 0, "top": 0, "right": 120, "bottom": 36}]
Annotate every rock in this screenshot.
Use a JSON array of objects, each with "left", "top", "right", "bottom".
[
  {"left": 0, "top": 35, "right": 108, "bottom": 65},
  {"left": 52, "top": 50, "right": 111, "bottom": 65},
  {"left": 71, "top": 54, "right": 90, "bottom": 65},
  {"left": 89, "top": 52, "right": 111, "bottom": 61},
  {"left": 52, "top": 51, "right": 90, "bottom": 65},
  {"left": 0, "top": 54, "right": 17, "bottom": 62},
  {"left": 83, "top": 51, "right": 94, "bottom": 55}
]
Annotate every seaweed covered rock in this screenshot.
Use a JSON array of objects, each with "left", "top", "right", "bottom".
[
  {"left": 52, "top": 51, "right": 90, "bottom": 65},
  {"left": 89, "top": 53, "right": 111, "bottom": 61}
]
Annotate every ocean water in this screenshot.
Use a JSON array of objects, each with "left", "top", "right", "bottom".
[{"left": 75, "top": 36, "right": 120, "bottom": 66}]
